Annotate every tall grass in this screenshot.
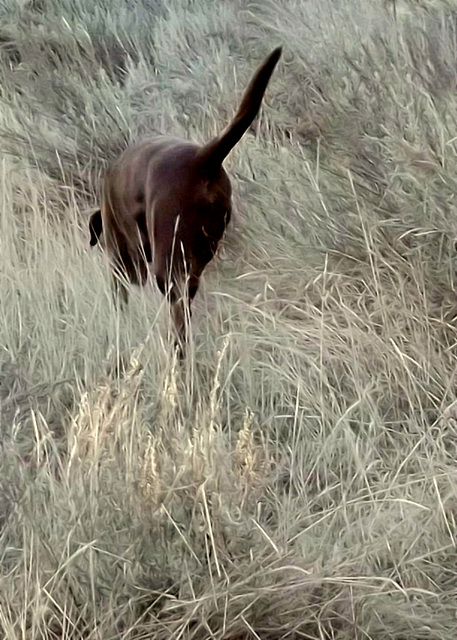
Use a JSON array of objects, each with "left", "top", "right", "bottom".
[{"left": 1, "top": 0, "right": 456, "bottom": 638}]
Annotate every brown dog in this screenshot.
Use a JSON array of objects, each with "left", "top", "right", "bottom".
[{"left": 89, "top": 47, "right": 281, "bottom": 347}]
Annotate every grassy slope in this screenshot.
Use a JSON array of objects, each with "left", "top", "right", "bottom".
[{"left": 1, "top": 0, "right": 456, "bottom": 638}]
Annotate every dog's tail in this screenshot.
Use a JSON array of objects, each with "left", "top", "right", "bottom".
[
  {"left": 89, "top": 209, "right": 103, "bottom": 246},
  {"left": 197, "top": 46, "right": 281, "bottom": 170}
]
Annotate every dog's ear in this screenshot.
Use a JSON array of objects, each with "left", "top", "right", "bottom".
[{"left": 89, "top": 209, "right": 103, "bottom": 246}]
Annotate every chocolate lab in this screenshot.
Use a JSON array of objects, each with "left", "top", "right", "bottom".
[{"left": 89, "top": 47, "right": 281, "bottom": 348}]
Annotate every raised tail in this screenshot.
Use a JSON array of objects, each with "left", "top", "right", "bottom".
[
  {"left": 89, "top": 209, "right": 103, "bottom": 246},
  {"left": 197, "top": 46, "right": 282, "bottom": 169}
]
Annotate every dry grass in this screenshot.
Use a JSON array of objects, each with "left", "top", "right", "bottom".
[{"left": 1, "top": 0, "right": 456, "bottom": 638}]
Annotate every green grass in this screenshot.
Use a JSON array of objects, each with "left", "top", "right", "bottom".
[{"left": 1, "top": 0, "right": 456, "bottom": 638}]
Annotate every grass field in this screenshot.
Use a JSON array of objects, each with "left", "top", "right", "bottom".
[{"left": 1, "top": 0, "right": 457, "bottom": 638}]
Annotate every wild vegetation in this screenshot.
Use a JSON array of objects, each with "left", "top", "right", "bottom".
[{"left": 1, "top": 0, "right": 456, "bottom": 638}]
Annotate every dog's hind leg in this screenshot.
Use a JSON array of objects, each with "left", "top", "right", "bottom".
[
  {"left": 155, "top": 270, "right": 187, "bottom": 356},
  {"left": 108, "top": 246, "right": 136, "bottom": 309},
  {"left": 171, "top": 268, "right": 205, "bottom": 357},
  {"left": 111, "top": 270, "right": 129, "bottom": 308}
]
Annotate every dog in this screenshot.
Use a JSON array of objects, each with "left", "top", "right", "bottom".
[{"left": 89, "top": 47, "right": 281, "bottom": 349}]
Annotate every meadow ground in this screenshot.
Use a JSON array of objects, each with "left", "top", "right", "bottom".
[{"left": 1, "top": 0, "right": 456, "bottom": 638}]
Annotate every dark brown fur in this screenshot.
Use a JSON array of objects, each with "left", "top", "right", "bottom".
[{"left": 90, "top": 47, "right": 281, "bottom": 348}]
